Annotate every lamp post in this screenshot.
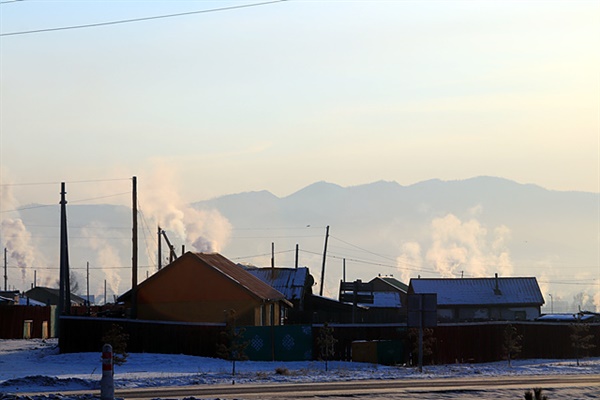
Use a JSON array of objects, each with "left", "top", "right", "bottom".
[{"left": 548, "top": 293, "right": 553, "bottom": 313}]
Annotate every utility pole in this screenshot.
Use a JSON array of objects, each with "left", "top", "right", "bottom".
[
  {"left": 319, "top": 225, "right": 330, "bottom": 296},
  {"left": 343, "top": 258, "right": 346, "bottom": 283},
  {"left": 59, "top": 182, "right": 71, "bottom": 317},
  {"left": 3, "top": 248, "right": 7, "bottom": 291},
  {"left": 131, "top": 176, "right": 138, "bottom": 319},
  {"left": 157, "top": 226, "right": 162, "bottom": 270},
  {"left": 86, "top": 261, "right": 90, "bottom": 315},
  {"left": 271, "top": 242, "right": 275, "bottom": 269},
  {"left": 295, "top": 244, "right": 299, "bottom": 269}
]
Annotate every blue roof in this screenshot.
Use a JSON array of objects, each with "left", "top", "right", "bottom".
[
  {"left": 246, "top": 267, "right": 310, "bottom": 301},
  {"left": 409, "top": 277, "right": 544, "bottom": 306}
]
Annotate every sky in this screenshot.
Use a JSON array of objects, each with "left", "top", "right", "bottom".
[
  {"left": 1, "top": 0, "right": 599, "bottom": 206},
  {"left": 0, "top": 1, "right": 599, "bottom": 306}
]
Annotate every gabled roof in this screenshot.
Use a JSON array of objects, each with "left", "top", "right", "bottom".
[
  {"left": 409, "top": 277, "right": 544, "bottom": 306},
  {"left": 120, "top": 252, "right": 289, "bottom": 305},
  {"left": 192, "top": 253, "right": 288, "bottom": 303},
  {"left": 245, "top": 267, "right": 311, "bottom": 301},
  {"left": 371, "top": 276, "right": 409, "bottom": 293},
  {"left": 25, "top": 286, "right": 86, "bottom": 305}
]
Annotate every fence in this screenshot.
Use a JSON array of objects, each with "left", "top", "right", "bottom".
[
  {"left": 0, "top": 305, "right": 56, "bottom": 339},
  {"left": 57, "top": 317, "right": 600, "bottom": 365}
]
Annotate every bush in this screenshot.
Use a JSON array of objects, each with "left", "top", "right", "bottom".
[{"left": 101, "top": 324, "right": 129, "bottom": 366}]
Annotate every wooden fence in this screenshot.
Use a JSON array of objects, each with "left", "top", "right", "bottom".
[{"left": 58, "top": 317, "right": 600, "bottom": 365}]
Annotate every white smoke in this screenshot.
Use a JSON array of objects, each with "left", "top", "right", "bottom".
[
  {"left": 396, "top": 241, "right": 422, "bottom": 283},
  {"left": 82, "top": 223, "right": 123, "bottom": 300},
  {"left": 1, "top": 218, "right": 36, "bottom": 282},
  {"left": 139, "top": 160, "right": 232, "bottom": 255},
  {"left": 0, "top": 174, "right": 45, "bottom": 288},
  {"left": 396, "top": 212, "right": 513, "bottom": 280}
]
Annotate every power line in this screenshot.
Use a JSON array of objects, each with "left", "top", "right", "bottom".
[
  {"left": 0, "top": 178, "right": 131, "bottom": 187},
  {"left": 1, "top": 0, "right": 288, "bottom": 37}
]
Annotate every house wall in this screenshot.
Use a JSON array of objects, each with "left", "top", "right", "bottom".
[
  {"left": 439, "top": 305, "right": 541, "bottom": 322},
  {"left": 137, "top": 258, "right": 263, "bottom": 325}
]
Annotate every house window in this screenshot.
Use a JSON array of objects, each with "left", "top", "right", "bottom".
[{"left": 514, "top": 311, "right": 526, "bottom": 320}]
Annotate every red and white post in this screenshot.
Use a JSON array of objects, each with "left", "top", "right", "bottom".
[{"left": 101, "top": 343, "right": 114, "bottom": 400}]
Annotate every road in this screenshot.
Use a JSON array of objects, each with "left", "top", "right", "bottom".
[{"left": 109, "top": 374, "right": 600, "bottom": 399}]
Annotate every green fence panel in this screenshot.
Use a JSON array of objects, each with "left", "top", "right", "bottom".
[
  {"left": 376, "top": 340, "right": 404, "bottom": 365},
  {"left": 242, "top": 325, "right": 312, "bottom": 361}
]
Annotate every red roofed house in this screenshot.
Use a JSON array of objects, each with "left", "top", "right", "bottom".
[{"left": 130, "top": 252, "right": 291, "bottom": 326}]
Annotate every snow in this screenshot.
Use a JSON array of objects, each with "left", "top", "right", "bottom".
[{"left": 1, "top": 339, "right": 599, "bottom": 396}]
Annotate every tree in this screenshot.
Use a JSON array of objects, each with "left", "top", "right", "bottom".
[
  {"left": 317, "top": 322, "right": 337, "bottom": 371},
  {"left": 54, "top": 270, "right": 80, "bottom": 294},
  {"left": 408, "top": 328, "right": 436, "bottom": 366},
  {"left": 216, "top": 309, "right": 248, "bottom": 380},
  {"left": 570, "top": 318, "right": 596, "bottom": 366},
  {"left": 101, "top": 324, "right": 129, "bottom": 366},
  {"left": 502, "top": 324, "right": 522, "bottom": 367}
]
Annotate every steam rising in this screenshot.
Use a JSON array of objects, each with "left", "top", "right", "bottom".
[
  {"left": 0, "top": 176, "right": 44, "bottom": 287},
  {"left": 82, "top": 222, "right": 123, "bottom": 301},
  {"left": 397, "top": 212, "right": 513, "bottom": 278},
  {"left": 139, "top": 161, "right": 232, "bottom": 255}
]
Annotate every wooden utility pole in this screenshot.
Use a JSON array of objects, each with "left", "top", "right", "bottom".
[
  {"left": 157, "top": 226, "right": 162, "bottom": 270},
  {"left": 131, "top": 176, "right": 138, "bottom": 319},
  {"left": 3, "top": 248, "right": 7, "bottom": 291},
  {"left": 59, "top": 182, "right": 71, "bottom": 317},
  {"left": 319, "top": 225, "right": 330, "bottom": 296},
  {"left": 295, "top": 244, "right": 299, "bottom": 269},
  {"left": 86, "top": 261, "right": 90, "bottom": 315},
  {"left": 271, "top": 242, "right": 275, "bottom": 269}
]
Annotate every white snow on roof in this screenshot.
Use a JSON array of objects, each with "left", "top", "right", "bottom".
[
  {"left": 359, "top": 292, "right": 401, "bottom": 308},
  {"left": 409, "top": 277, "right": 544, "bottom": 306}
]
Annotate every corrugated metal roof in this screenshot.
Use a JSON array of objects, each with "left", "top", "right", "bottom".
[
  {"left": 245, "top": 267, "right": 310, "bottom": 301},
  {"left": 359, "top": 292, "right": 401, "bottom": 308},
  {"left": 409, "top": 277, "right": 544, "bottom": 306},
  {"left": 192, "top": 253, "right": 288, "bottom": 303},
  {"left": 375, "top": 277, "right": 409, "bottom": 292}
]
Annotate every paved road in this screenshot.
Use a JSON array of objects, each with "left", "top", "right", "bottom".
[{"left": 110, "top": 374, "right": 600, "bottom": 399}]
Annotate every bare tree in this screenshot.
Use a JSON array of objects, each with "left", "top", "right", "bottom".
[
  {"left": 570, "top": 318, "right": 596, "bottom": 366},
  {"left": 502, "top": 324, "right": 522, "bottom": 367}
]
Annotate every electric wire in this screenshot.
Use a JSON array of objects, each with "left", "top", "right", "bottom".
[{"left": 1, "top": 0, "right": 288, "bottom": 37}]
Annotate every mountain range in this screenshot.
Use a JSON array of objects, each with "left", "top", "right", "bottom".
[{"left": 6, "top": 176, "right": 599, "bottom": 311}]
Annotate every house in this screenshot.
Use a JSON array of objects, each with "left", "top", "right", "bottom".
[
  {"left": 0, "top": 291, "right": 20, "bottom": 305},
  {"left": 24, "top": 287, "right": 86, "bottom": 307},
  {"left": 408, "top": 274, "right": 544, "bottom": 322},
  {"left": 244, "top": 266, "right": 314, "bottom": 324},
  {"left": 124, "top": 252, "right": 291, "bottom": 326},
  {"left": 369, "top": 275, "right": 408, "bottom": 306},
  {"left": 366, "top": 275, "right": 409, "bottom": 322}
]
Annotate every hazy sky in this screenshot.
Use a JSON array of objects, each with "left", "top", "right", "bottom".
[{"left": 1, "top": 0, "right": 599, "bottom": 206}]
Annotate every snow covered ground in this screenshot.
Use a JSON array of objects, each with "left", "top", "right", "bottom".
[{"left": 1, "top": 339, "right": 599, "bottom": 397}]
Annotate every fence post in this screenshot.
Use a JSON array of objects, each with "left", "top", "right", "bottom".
[{"left": 101, "top": 343, "right": 114, "bottom": 400}]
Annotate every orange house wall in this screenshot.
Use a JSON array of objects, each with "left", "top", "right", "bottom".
[{"left": 136, "top": 256, "right": 261, "bottom": 325}]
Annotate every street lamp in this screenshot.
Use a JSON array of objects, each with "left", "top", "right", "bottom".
[{"left": 548, "top": 293, "right": 554, "bottom": 314}]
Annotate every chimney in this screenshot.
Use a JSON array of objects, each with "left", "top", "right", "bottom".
[{"left": 494, "top": 273, "right": 502, "bottom": 295}]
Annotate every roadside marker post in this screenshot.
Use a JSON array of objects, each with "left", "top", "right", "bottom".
[{"left": 101, "top": 343, "right": 114, "bottom": 400}]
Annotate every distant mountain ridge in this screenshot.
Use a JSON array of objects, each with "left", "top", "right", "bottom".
[{"left": 9, "top": 176, "right": 599, "bottom": 309}]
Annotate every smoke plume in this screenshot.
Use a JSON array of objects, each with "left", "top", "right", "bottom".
[{"left": 139, "top": 160, "right": 232, "bottom": 255}]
